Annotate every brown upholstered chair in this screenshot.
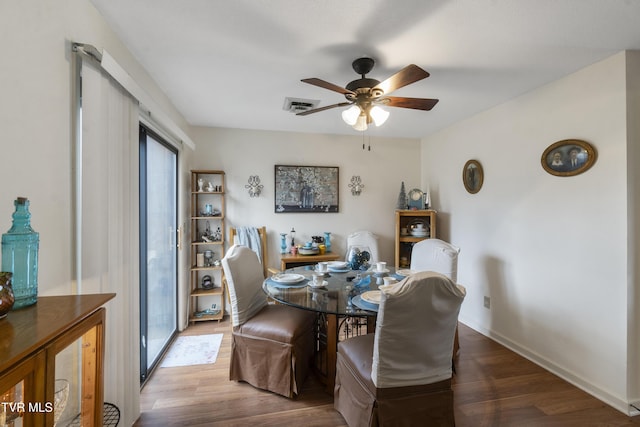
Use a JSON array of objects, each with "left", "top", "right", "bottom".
[
  {"left": 222, "top": 244, "right": 315, "bottom": 398},
  {"left": 334, "top": 272, "right": 466, "bottom": 426}
]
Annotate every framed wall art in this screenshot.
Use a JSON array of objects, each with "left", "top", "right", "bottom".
[
  {"left": 274, "top": 165, "right": 339, "bottom": 213},
  {"left": 541, "top": 139, "right": 597, "bottom": 177},
  {"left": 463, "top": 160, "right": 484, "bottom": 194}
]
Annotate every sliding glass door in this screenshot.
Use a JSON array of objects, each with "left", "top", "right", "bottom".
[{"left": 139, "top": 125, "right": 178, "bottom": 384}]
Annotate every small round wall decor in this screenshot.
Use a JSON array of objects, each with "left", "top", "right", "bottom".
[{"left": 463, "top": 160, "right": 484, "bottom": 194}]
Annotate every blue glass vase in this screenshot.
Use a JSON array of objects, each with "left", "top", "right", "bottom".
[
  {"left": 280, "top": 233, "right": 288, "bottom": 254},
  {"left": 2, "top": 197, "right": 39, "bottom": 309},
  {"left": 324, "top": 232, "right": 332, "bottom": 253}
]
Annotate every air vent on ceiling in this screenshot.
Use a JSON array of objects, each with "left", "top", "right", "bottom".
[{"left": 283, "top": 97, "right": 320, "bottom": 113}]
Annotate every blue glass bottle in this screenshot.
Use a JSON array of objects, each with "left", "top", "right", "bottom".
[
  {"left": 2, "top": 197, "right": 39, "bottom": 309},
  {"left": 324, "top": 232, "right": 332, "bottom": 253},
  {"left": 280, "top": 233, "right": 288, "bottom": 254}
]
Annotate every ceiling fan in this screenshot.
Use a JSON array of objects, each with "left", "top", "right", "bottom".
[{"left": 298, "top": 57, "right": 438, "bottom": 131}]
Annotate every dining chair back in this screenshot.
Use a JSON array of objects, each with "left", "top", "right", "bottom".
[
  {"left": 230, "top": 226, "right": 269, "bottom": 277},
  {"left": 223, "top": 243, "right": 268, "bottom": 327},
  {"left": 410, "top": 238, "right": 460, "bottom": 283},
  {"left": 222, "top": 245, "right": 316, "bottom": 398},
  {"left": 334, "top": 271, "right": 466, "bottom": 426}
]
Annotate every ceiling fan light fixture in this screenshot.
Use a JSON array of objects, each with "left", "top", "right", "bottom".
[
  {"left": 341, "top": 105, "right": 361, "bottom": 126},
  {"left": 370, "top": 105, "right": 389, "bottom": 127},
  {"left": 352, "top": 113, "right": 368, "bottom": 131}
]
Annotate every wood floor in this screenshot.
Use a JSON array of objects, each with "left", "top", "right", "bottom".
[{"left": 135, "top": 319, "right": 640, "bottom": 426}]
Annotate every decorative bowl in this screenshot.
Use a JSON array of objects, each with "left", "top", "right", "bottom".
[{"left": 407, "top": 219, "right": 429, "bottom": 237}]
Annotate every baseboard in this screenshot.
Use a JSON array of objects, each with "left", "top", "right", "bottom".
[{"left": 458, "top": 317, "right": 636, "bottom": 417}]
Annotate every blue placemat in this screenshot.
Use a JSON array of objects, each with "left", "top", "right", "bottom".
[
  {"left": 351, "top": 295, "right": 379, "bottom": 312},
  {"left": 265, "top": 277, "right": 309, "bottom": 288}
]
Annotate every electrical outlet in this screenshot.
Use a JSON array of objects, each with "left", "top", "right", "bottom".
[{"left": 484, "top": 296, "right": 491, "bottom": 309}]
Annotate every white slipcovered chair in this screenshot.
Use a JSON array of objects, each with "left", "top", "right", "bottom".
[
  {"left": 410, "top": 238, "right": 460, "bottom": 282},
  {"left": 334, "top": 272, "right": 466, "bottom": 427},
  {"left": 222, "top": 245, "right": 316, "bottom": 398},
  {"left": 410, "top": 238, "right": 462, "bottom": 360}
]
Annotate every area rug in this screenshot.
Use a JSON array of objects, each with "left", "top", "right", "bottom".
[{"left": 160, "top": 333, "right": 223, "bottom": 368}]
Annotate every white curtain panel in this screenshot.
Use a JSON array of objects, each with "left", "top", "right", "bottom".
[{"left": 79, "top": 61, "right": 140, "bottom": 425}]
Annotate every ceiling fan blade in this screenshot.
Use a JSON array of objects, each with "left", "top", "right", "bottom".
[
  {"left": 374, "top": 64, "right": 430, "bottom": 95},
  {"left": 383, "top": 96, "right": 439, "bottom": 111},
  {"left": 296, "top": 102, "right": 352, "bottom": 116},
  {"left": 301, "top": 78, "right": 355, "bottom": 95}
]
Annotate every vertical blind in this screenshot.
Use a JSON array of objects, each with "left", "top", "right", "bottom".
[{"left": 77, "top": 56, "right": 140, "bottom": 426}]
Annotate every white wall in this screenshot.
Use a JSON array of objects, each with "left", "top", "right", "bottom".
[
  {"left": 0, "top": 1, "right": 195, "bottom": 425},
  {"left": 422, "top": 52, "right": 635, "bottom": 413},
  {"left": 190, "top": 127, "right": 422, "bottom": 270},
  {"left": 626, "top": 50, "right": 640, "bottom": 407}
]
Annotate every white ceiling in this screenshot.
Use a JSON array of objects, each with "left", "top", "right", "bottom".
[{"left": 90, "top": 0, "right": 640, "bottom": 139}]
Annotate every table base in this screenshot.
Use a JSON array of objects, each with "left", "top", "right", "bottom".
[{"left": 313, "top": 313, "right": 376, "bottom": 393}]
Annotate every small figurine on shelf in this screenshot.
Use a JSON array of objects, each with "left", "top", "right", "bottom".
[
  {"left": 396, "top": 181, "right": 408, "bottom": 210},
  {"left": 197, "top": 178, "right": 204, "bottom": 192},
  {"left": 203, "top": 250, "right": 214, "bottom": 267},
  {"left": 201, "top": 275, "right": 214, "bottom": 289},
  {"left": 206, "top": 181, "right": 214, "bottom": 192},
  {"left": 213, "top": 227, "right": 222, "bottom": 241},
  {"left": 201, "top": 221, "right": 213, "bottom": 242}
]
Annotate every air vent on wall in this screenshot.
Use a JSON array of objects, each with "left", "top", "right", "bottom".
[{"left": 283, "top": 97, "right": 320, "bottom": 113}]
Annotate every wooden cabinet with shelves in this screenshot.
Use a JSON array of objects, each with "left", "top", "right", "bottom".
[
  {"left": 190, "top": 170, "right": 226, "bottom": 322},
  {"left": 394, "top": 210, "right": 437, "bottom": 268},
  {"left": 0, "top": 293, "right": 114, "bottom": 426}
]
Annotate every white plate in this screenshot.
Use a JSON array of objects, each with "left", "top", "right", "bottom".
[
  {"left": 411, "top": 231, "right": 429, "bottom": 237},
  {"left": 395, "top": 269, "right": 417, "bottom": 277},
  {"left": 361, "top": 290, "right": 382, "bottom": 304},
  {"left": 328, "top": 261, "right": 348, "bottom": 269},
  {"left": 371, "top": 268, "right": 390, "bottom": 274},
  {"left": 271, "top": 273, "right": 305, "bottom": 284},
  {"left": 299, "top": 248, "right": 319, "bottom": 255},
  {"left": 308, "top": 281, "right": 328, "bottom": 289}
]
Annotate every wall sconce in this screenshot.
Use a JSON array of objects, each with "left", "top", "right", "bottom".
[
  {"left": 349, "top": 176, "right": 364, "bottom": 196},
  {"left": 245, "top": 175, "right": 263, "bottom": 197}
]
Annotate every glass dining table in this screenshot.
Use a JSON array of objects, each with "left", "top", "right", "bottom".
[{"left": 262, "top": 264, "right": 409, "bottom": 393}]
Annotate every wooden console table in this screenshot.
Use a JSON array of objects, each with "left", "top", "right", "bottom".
[
  {"left": 280, "top": 252, "right": 342, "bottom": 271},
  {"left": 0, "top": 293, "right": 115, "bottom": 426}
]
